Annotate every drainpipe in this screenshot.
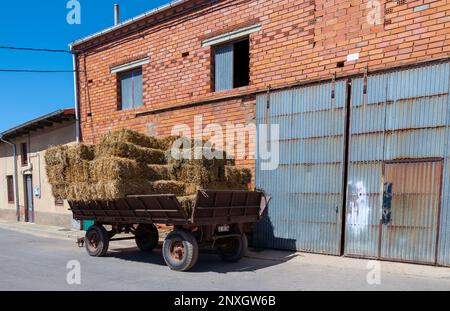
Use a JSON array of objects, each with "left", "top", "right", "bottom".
[
  {"left": 0, "top": 135, "right": 20, "bottom": 222},
  {"left": 71, "top": 52, "right": 80, "bottom": 143}
]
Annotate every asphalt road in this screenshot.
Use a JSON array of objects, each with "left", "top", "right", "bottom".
[{"left": 1, "top": 227, "right": 450, "bottom": 291}]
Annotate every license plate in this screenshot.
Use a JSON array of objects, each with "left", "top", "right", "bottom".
[{"left": 217, "top": 225, "right": 230, "bottom": 233}]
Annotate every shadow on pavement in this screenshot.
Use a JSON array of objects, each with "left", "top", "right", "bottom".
[
  {"left": 105, "top": 203, "right": 300, "bottom": 273},
  {"left": 106, "top": 245, "right": 297, "bottom": 274}
]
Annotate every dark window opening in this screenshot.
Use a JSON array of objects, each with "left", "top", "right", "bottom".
[
  {"left": 118, "top": 67, "right": 143, "bottom": 110},
  {"left": 21, "top": 143, "right": 28, "bottom": 166},
  {"left": 55, "top": 198, "right": 64, "bottom": 206},
  {"left": 214, "top": 38, "right": 250, "bottom": 92},
  {"left": 6, "top": 176, "right": 14, "bottom": 203},
  {"left": 233, "top": 39, "right": 250, "bottom": 88}
]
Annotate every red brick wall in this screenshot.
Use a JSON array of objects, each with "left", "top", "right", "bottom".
[{"left": 75, "top": 0, "right": 449, "bottom": 150}]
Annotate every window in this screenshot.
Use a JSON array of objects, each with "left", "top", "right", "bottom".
[
  {"left": 21, "top": 143, "right": 28, "bottom": 166},
  {"left": 55, "top": 198, "right": 64, "bottom": 206},
  {"left": 118, "top": 68, "right": 143, "bottom": 110},
  {"left": 214, "top": 38, "right": 250, "bottom": 92},
  {"left": 6, "top": 176, "right": 14, "bottom": 203}
]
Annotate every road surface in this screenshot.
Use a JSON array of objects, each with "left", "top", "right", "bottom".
[{"left": 0, "top": 226, "right": 449, "bottom": 291}]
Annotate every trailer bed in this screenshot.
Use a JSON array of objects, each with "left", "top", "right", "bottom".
[{"left": 69, "top": 190, "right": 265, "bottom": 226}]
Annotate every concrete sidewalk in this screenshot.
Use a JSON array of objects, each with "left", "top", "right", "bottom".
[
  {"left": 1, "top": 220, "right": 449, "bottom": 284},
  {"left": 0, "top": 220, "right": 83, "bottom": 240}
]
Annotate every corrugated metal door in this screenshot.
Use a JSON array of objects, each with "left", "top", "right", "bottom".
[
  {"left": 345, "top": 62, "right": 450, "bottom": 264},
  {"left": 254, "top": 80, "right": 347, "bottom": 254},
  {"left": 381, "top": 160, "right": 443, "bottom": 263}
]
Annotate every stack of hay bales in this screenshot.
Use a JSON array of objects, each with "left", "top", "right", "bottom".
[{"left": 45, "top": 129, "right": 251, "bottom": 216}]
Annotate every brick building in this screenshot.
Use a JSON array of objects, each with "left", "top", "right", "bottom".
[{"left": 70, "top": 0, "right": 450, "bottom": 265}]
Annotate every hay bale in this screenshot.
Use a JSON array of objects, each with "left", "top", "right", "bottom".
[
  {"left": 224, "top": 166, "right": 252, "bottom": 185},
  {"left": 101, "top": 129, "right": 183, "bottom": 150},
  {"left": 90, "top": 157, "right": 142, "bottom": 182},
  {"left": 46, "top": 164, "right": 66, "bottom": 185},
  {"left": 66, "top": 179, "right": 154, "bottom": 202},
  {"left": 185, "top": 181, "right": 249, "bottom": 194},
  {"left": 147, "top": 164, "right": 175, "bottom": 181},
  {"left": 157, "top": 136, "right": 181, "bottom": 150},
  {"left": 66, "top": 182, "right": 95, "bottom": 202},
  {"left": 96, "top": 142, "right": 166, "bottom": 164},
  {"left": 150, "top": 181, "right": 187, "bottom": 196},
  {"left": 65, "top": 160, "right": 91, "bottom": 183},
  {"left": 95, "top": 179, "right": 153, "bottom": 201},
  {"left": 175, "top": 164, "right": 219, "bottom": 184},
  {"left": 51, "top": 183, "right": 68, "bottom": 200},
  {"left": 45, "top": 145, "right": 69, "bottom": 166},
  {"left": 101, "top": 129, "right": 162, "bottom": 149},
  {"left": 67, "top": 144, "right": 95, "bottom": 163},
  {"left": 177, "top": 195, "right": 196, "bottom": 217},
  {"left": 166, "top": 147, "right": 231, "bottom": 170}
]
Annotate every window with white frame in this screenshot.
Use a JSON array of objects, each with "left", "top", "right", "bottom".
[
  {"left": 118, "top": 68, "right": 143, "bottom": 110},
  {"left": 202, "top": 24, "right": 261, "bottom": 92},
  {"left": 111, "top": 57, "right": 148, "bottom": 110}
]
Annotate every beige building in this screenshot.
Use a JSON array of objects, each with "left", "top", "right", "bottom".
[{"left": 0, "top": 109, "right": 78, "bottom": 228}]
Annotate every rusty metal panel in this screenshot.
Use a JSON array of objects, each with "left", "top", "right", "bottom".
[
  {"left": 254, "top": 81, "right": 346, "bottom": 254},
  {"left": 381, "top": 160, "right": 443, "bottom": 264},
  {"left": 346, "top": 61, "right": 450, "bottom": 265}
]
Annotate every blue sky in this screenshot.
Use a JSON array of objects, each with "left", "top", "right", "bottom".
[{"left": 0, "top": 0, "right": 170, "bottom": 132}]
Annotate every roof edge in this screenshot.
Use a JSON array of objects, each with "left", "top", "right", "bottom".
[
  {"left": 69, "top": 0, "right": 191, "bottom": 50},
  {"left": 0, "top": 108, "right": 76, "bottom": 140}
]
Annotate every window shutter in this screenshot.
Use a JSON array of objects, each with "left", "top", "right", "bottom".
[
  {"left": 215, "top": 44, "right": 234, "bottom": 91},
  {"left": 120, "top": 71, "right": 134, "bottom": 110}
]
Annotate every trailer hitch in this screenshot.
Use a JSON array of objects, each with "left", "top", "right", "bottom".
[{"left": 76, "top": 237, "right": 85, "bottom": 248}]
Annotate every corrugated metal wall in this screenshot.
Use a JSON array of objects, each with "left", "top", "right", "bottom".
[
  {"left": 254, "top": 61, "right": 450, "bottom": 265},
  {"left": 254, "top": 80, "right": 347, "bottom": 254},
  {"left": 345, "top": 62, "right": 450, "bottom": 265}
]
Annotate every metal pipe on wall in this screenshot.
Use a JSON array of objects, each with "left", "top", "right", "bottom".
[
  {"left": 71, "top": 52, "right": 80, "bottom": 143},
  {"left": 0, "top": 135, "right": 20, "bottom": 221},
  {"left": 114, "top": 4, "right": 120, "bottom": 26}
]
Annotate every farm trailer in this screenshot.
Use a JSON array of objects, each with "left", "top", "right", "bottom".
[{"left": 69, "top": 190, "right": 268, "bottom": 271}]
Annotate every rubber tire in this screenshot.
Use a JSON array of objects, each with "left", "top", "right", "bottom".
[
  {"left": 85, "top": 225, "right": 109, "bottom": 257},
  {"left": 162, "top": 230, "right": 199, "bottom": 272},
  {"left": 218, "top": 234, "right": 248, "bottom": 262},
  {"left": 135, "top": 224, "right": 159, "bottom": 252}
]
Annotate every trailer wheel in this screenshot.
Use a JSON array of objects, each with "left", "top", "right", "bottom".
[
  {"left": 162, "top": 230, "right": 199, "bottom": 272},
  {"left": 85, "top": 225, "right": 109, "bottom": 257},
  {"left": 218, "top": 234, "right": 248, "bottom": 262},
  {"left": 135, "top": 224, "right": 159, "bottom": 252}
]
